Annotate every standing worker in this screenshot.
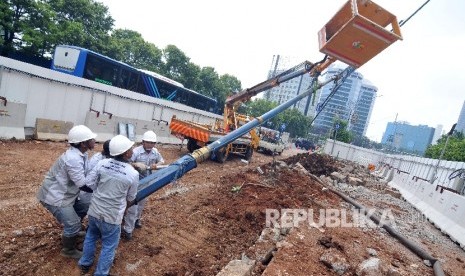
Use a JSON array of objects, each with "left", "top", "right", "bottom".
[
  {"left": 78, "top": 135, "right": 139, "bottom": 275},
  {"left": 122, "top": 130, "right": 164, "bottom": 240},
  {"left": 36, "top": 125, "right": 97, "bottom": 259}
]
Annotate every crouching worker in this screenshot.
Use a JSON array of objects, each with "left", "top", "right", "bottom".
[
  {"left": 122, "top": 130, "right": 164, "bottom": 240},
  {"left": 36, "top": 125, "right": 97, "bottom": 259},
  {"left": 78, "top": 135, "right": 139, "bottom": 276}
]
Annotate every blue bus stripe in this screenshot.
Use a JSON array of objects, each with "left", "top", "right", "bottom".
[
  {"left": 148, "top": 77, "right": 161, "bottom": 98},
  {"left": 167, "top": 90, "right": 177, "bottom": 100},
  {"left": 142, "top": 76, "right": 156, "bottom": 97},
  {"left": 145, "top": 76, "right": 163, "bottom": 99}
]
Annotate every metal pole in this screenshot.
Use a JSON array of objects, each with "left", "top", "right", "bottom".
[
  {"left": 429, "top": 123, "right": 456, "bottom": 183},
  {"left": 331, "top": 127, "right": 338, "bottom": 156}
]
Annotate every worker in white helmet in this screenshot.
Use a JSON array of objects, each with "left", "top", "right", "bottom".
[
  {"left": 122, "top": 130, "right": 164, "bottom": 240},
  {"left": 36, "top": 125, "right": 97, "bottom": 259},
  {"left": 78, "top": 135, "right": 138, "bottom": 276}
]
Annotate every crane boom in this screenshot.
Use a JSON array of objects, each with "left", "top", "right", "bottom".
[{"left": 225, "top": 61, "right": 313, "bottom": 107}]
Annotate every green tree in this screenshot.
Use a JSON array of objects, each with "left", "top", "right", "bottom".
[
  {"left": 217, "top": 74, "right": 242, "bottom": 107},
  {"left": 105, "top": 29, "right": 163, "bottom": 72},
  {"left": 1, "top": 0, "right": 113, "bottom": 57},
  {"left": 162, "top": 44, "right": 191, "bottom": 81},
  {"left": 1, "top": 0, "right": 37, "bottom": 55},
  {"left": 425, "top": 132, "right": 465, "bottom": 161},
  {"left": 351, "top": 134, "right": 371, "bottom": 148},
  {"left": 20, "top": 1, "right": 57, "bottom": 56},
  {"left": 239, "top": 98, "right": 312, "bottom": 138},
  {"left": 47, "top": 0, "right": 114, "bottom": 54},
  {"left": 332, "top": 119, "right": 352, "bottom": 143},
  {"left": 276, "top": 108, "right": 312, "bottom": 138}
]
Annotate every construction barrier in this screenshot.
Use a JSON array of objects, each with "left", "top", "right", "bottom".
[
  {"left": 35, "top": 118, "right": 73, "bottom": 141},
  {"left": 0, "top": 101, "right": 26, "bottom": 140}
]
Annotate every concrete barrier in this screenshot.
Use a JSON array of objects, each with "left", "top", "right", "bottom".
[
  {"left": 34, "top": 118, "right": 73, "bottom": 141},
  {"left": 85, "top": 111, "right": 116, "bottom": 142},
  {"left": 324, "top": 140, "right": 465, "bottom": 249},
  {"left": 0, "top": 101, "right": 26, "bottom": 140}
]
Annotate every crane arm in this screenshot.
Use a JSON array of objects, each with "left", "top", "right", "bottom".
[{"left": 225, "top": 61, "right": 313, "bottom": 108}]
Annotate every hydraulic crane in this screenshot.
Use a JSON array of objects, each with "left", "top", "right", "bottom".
[
  {"left": 159, "top": 0, "right": 402, "bottom": 194},
  {"left": 170, "top": 57, "right": 336, "bottom": 163}
]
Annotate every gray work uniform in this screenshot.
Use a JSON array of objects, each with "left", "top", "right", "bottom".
[
  {"left": 37, "top": 147, "right": 90, "bottom": 237},
  {"left": 86, "top": 158, "right": 139, "bottom": 224},
  {"left": 123, "top": 145, "right": 164, "bottom": 233},
  {"left": 76, "top": 152, "right": 106, "bottom": 211}
]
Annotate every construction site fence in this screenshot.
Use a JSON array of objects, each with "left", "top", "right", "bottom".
[{"left": 0, "top": 56, "right": 222, "bottom": 143}]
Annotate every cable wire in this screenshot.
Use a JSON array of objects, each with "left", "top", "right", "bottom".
[{"left": 399, "top": 0, "right": 431, "bottom": 27}]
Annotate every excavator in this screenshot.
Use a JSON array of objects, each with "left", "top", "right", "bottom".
[{"left": 169, "top": 0, "right": 402, "bottom": 162}]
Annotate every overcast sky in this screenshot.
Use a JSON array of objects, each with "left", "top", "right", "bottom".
[{"left": 98, "top": 0, "right": 465, "bottom": 142}]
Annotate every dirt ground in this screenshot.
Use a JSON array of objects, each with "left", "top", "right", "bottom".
[{"left": 1, "top": 140, "right": 465, "bottom": 276}]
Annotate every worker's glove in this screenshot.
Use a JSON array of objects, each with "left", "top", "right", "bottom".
[
  {"left": 132, "top": 162, "right": 148, "bottom": 173},
  {"left": 79, "top": 185, "right": 93, "bottom": 193}
]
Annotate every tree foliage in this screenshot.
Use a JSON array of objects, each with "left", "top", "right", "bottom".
[
  {"left": 105, "top": 29, "right": 163, "bottom": 72},
  {"left": 239, "top": 98, "right": 312, "bottom": 138},
  {"left": 1, "top": 0, "right": 38, "bottom": 55},
  {"left": 332, "top": 119, "right": 352, "bottom": 143},
  {"left": 425, "top": 132, "right": 465, "bottom": 161},
  {"left": 46, "top": 0, "right": 114, "bottom": 54}
]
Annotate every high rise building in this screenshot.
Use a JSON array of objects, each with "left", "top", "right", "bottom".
[
  {"left": 381, "top": 122, "right": 435, "bottom": 155},
  {"left": 312, "top": 64, "right": 377, "bottom": 137},
  {"left": 456, "top": 100, "right": 465, "bottom": 133},
  {"left": 265, "top": 55, "right": 315, "bottom": 116},
  {"left": 432, "top": 124, "right": 443, "bottom": 145}
]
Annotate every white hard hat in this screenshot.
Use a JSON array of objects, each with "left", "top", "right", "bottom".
[
  {"left": 68, "top": 125, "right": 97, "bottom": 144},
  {"left": 142, "top": 130, "right": 157, "bottom": 142},
  {"left": 109, "top": 135, "right": 135, "bottom": 156}
]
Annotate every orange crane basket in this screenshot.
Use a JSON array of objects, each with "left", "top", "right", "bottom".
[{"left": 318, "top": 0, "right": 402, "bottom": 68}]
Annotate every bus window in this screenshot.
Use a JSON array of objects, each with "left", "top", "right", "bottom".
[
  {"left": 119, "top": 68, "right": 130, "bottom": 89},
  {"left": 84, "top": 54, "right": 118, "bottom": 86},
  {"left": 127, "top": 71, "right": 139, "bottom": 92},
  {"left": 176, "top": 90, "right": 189, "bottom": 105},
  {"left": 136, "top": 75, "right": 148, "bottom": 95}
]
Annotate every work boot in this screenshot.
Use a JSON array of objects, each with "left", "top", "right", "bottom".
[
  {"left": 135, "top": 219, "right": 142, "bottom": 229},
  {"left": 121, "top": 230, "right": 132, "bottom": 241},
  {"left": 61, "top": 235, "right": 83, "bottom": 259},
  {"left": 78, "top": 264, "right": 91, "bottom": 275}
]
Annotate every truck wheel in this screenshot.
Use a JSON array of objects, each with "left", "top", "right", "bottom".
[
  {"left": 244, "top": 147, "right": 253, "bottom": 161},
  {"left": 187, "top": 139, "right": 199, "bottom": 153},
  {"left": 215, "top": 148, "right": 229, "bottom": 163}
]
